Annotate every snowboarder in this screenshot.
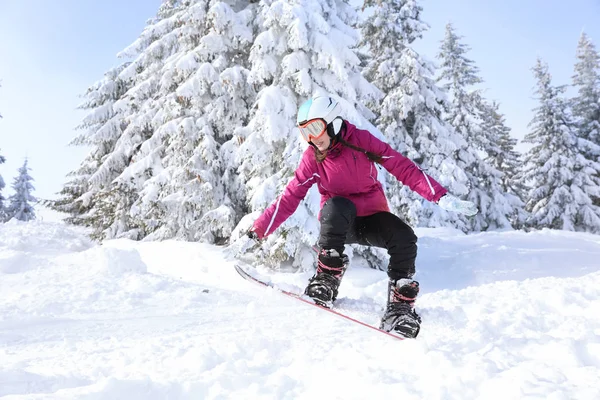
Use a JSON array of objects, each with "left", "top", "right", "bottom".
[{"left": 247, "top": 95, "right": 478, "bottom": 338}]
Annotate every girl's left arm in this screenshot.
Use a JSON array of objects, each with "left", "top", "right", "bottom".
[{"left": 359, "top": 130, "right": 447, "bottom": 203}]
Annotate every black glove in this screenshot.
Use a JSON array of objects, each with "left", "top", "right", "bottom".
[{"left": 247, "top": 229, "right": 260, "bottom": 242}]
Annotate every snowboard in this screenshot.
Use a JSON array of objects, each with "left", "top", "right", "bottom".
[{"left": 234, "top": 264, "right": 408, "bottom": 341}]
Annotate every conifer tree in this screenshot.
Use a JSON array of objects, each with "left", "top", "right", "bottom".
[
  {"left": 571, "top": 32, "right": 600, "bottom": 207},
  {"left": 55, "top": 0, "right": 256, "bottom": 241},
  {"left": 478, "top": 100, "right": 527, "bottom": 228},
  {"left": 0, "top": 149, "right": 6, "bottom": 222},
  {"left": 7, "top": 159, "right": 37, "bottom": 222},
  {"left": 46, "top": 64, "right": 132, "bottom": 231},
  {"left": 520, "top": 58, "right": 600, "bottom": 232},
  {"left": 233, "top": 0, "right": 380, "bottom": 267},
  {"left": 0, "top": 83, "right": 5, "bottom": 221},
  {"left": 437, "top": 23, "right": 515, "bottom": 231},
  {"left": 123, "top": 0, "right": 256, "bottom": 242},
  {"left": 358, "top": 1, "right": 470, "bottom": 231}
]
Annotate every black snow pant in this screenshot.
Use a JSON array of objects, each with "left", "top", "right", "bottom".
[{"left": 318, "top": 196, "right": 418, "bottom": 280}]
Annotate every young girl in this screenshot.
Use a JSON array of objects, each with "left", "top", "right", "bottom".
[{"left": 248, "top": 96, "right": 477, "bottom": 338}]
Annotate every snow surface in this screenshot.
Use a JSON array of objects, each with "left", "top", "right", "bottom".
[{"left": 1, "top": 220, "right": 600, "bottom": 399}]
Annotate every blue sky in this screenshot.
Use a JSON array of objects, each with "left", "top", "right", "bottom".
[
  {"left": 0, "top": 0, "right": 599, "bottom": 206},
  {"left": 415, "top": 0, "right": 600, "bottom": 149}
]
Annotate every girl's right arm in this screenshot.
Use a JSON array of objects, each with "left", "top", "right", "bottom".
[{"left": 250, "top": 150, "right": 318, "bottom": 238}]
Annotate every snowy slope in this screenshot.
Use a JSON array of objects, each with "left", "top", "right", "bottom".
[{"left": 1, "top": 220, "right": 600, "bottom": 399}]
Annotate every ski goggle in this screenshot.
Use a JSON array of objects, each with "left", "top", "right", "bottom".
[{"left": 298, "top": 118, "right": 327, "bottom": 142}]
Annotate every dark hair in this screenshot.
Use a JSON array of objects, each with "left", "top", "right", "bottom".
[
  {"left": 314, "top": 147, "right": 328, "bottom": 163},
  {"left": 314, "top": 122, "right": 383, "bottom": 164}
]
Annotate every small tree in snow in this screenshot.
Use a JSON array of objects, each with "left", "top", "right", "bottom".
[{"left": 7, "top": 159, "right": 37, "bottom": 222}]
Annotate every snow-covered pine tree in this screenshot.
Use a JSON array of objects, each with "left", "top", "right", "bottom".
[
  {"left": 0, "top": 83, "right": 4, "bottom": 221},
  {"left": 233, "top": 0, "right": 380, "bottom": 268},
  {"left": 519, "top": 58, "right": 600, "bottom": 232},
  {"left": 478, "top": 100, "right": 527, "bottom": 228},
  {"left": 118, "top": 0, "right": 256, "bottom": 242},
  {"left": 358, "top": 0, "right": 425, "bottom": 120},
  {"left": 46, "top": 64, "right": 132, "bottom": 231},
  {"left": 111, "top": 0, "right": 256, "bottom": 241},
  {"left": 56, "top": 0, "right": 256, "bottom": 241},
  {"left": 6, "top": 159, "right": 37, "bottom": 222},
  {"left": 571, "top": 32, "right": 600, "bottom": 208},
  {"left": 0, "top": 149, "right": 6, "bottom": 222},
  {"left": 437, "top": 23, "right": 514, "bottom": 231},
  {"left": 358, "top": 1, "right": 470, "bottom": 232}
]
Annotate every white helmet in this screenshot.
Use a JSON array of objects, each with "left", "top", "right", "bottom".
[{"left": 297, "top": 96, "right": 341, "bottom": 125}]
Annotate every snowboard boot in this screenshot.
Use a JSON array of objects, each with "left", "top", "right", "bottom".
[
  {"left": 304, "top": 248, "right": 349, "bottom": 308},
  {"left": 380, "top": 278, "right": 422, "bottom": 338}
]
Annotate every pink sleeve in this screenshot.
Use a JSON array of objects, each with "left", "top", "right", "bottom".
[
  {"left": 251, "top": 150, "right": 317, "bottom": 238},
  {"left": 358, "top": 130, "right": 447, "bottom": 203}
]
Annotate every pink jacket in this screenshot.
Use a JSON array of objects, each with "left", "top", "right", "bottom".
[{"left": 252, "top": 122, "right": 447, "bottom": 238}]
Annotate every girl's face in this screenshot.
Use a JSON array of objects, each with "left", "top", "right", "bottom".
[{"left": 311, "top": 134, "right": 331, "bottom": 152}]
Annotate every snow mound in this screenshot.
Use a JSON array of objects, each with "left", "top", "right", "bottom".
[
  {"left": 0, "top": 220, "right": 94, "bottom": 275},
  {"left": 0, "top": 369, "right": 91, "bottom": 397},
  {"left": 0, "top": 219, "right": 93, "bottom": 254},
  {"left": 0, "top": 249, "right": 30, "bottom": 274},
  {"left": 94, "top": 246, "right": 148, "bottom": 276}
]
